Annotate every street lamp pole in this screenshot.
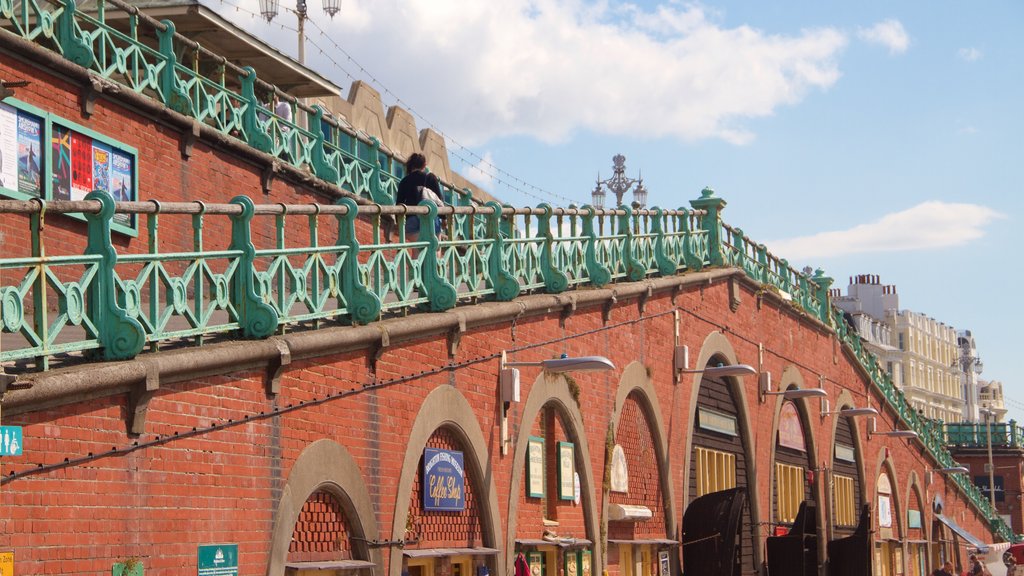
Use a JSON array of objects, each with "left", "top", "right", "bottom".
[
  {"left": 982, "top": 408, "right": 996, "bottom": 510},
  {"left": 258, "top": 0, "right": 340, "bottom": 66}
]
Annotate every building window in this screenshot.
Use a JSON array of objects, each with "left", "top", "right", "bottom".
[
  {"left": 695, "top": 447, "right": 736, "bottom": 497},
  {"left": 833, "top": 474, "right": 856, "bottom": 527},
  {"left": 898, "top": 333, "right": 905, "bottom": 351},
  {"left": 775, "top": 462, "right": 805, "bottom": 524}
]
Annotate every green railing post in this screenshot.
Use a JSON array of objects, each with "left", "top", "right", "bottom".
[
  {"left": 537, "top": 204, "right": 569, "bottom": 293},
  {"left": 83, "top": 191, "right": 146, "bottom": 360},
  {"left": 690, "top": 187, "right": 726, "bottom": 267},
  {"left": 309, "top": 106, "right": 340, "bottom": 183},
  {"left": 240, "top": 67, "right": 273, "bottom": 153},
  {"left": 811, "top": 268, "right": 834, "bottom": 324},
  {"left": 367, "top": 138, "right": 392, "bottom": 205},
  {"left": 228, "top": 195, "right": 278, "bottom": 338},
  {"left": 1011, "top": 420, "right": 1019, "bottom": 448},
  {"left": 334, "top": 197, "right": 381, "bottom": 324},
  {"left": 617, "top": 205, "right": 644, "bottom": 282},
  {"left": 581, "top": 205, "right": 611, "bottom": 287},
  {"left": 417, "top": 200, "right": 457, "bottom": 311},
  {"left": 55, "top": 0, "right": 95, "bottom": 68},
  {"left": 484, "top": 201, "right": 519, "bottom": 301},
  {"left": 679, "top": 208, "right": 703, "bottom": 271},
  {"left": 650, "top": 207, "right": 675, "bottom": 276},
  {"left": 156, "top": 20, "right": 192, "bottom": 115}
]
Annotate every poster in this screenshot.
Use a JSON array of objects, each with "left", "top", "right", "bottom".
[
  {"left": 70, "top": 131, "right": 93, "bottom": 200},
  {"left": 558, "top": 442, "right": 575, "bottom": 501},
  {"left": 527, "top": 437, "right": 544, "bottom": 498},
  {"left": 111, "top": 151, "right": 132, "bottom": 202},
  {"left": 17, "top": 112, "right": 41, "bottom": 196},
  {"left": 0, "top": 102, "right": 17, "bottom": 190},
  {"left": 878, "top": 494, "right": 892, "bottom": 528},
  {"left": 52, "top": 125, "right": 71, "bottom": 201},
  {"left": 92, "top": 142, "right": 110, "bottom": 194},
  {"left": 777, "top": 402, "right": 806, "bottom": 451}
]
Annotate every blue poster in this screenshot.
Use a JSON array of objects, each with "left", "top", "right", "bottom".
[
  {"left": 423, "top": 448, "right": 465, "bottom": 511},
  {"left": 92, "top": 141, "right": 110, "bottom": 193},
  {"left": 16, "top": 112, "right": 41, "bottom": 196},
  {"left": 111, "top": 150, "right": 132, "bottom": 201}
]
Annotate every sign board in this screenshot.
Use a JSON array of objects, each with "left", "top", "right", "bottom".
[
  {"left": 558, "top": 442, "right": 575, "bottom": 501},
  {"left": 0, "top": 551, "right": 13, "bottom": 576},
  {"left": 974, "top": 475, "right": 1005, "bottom": 503},
  {"left": 697, "top": 407, "right": 738, "bottom": 437},
  {"left": 908, "top": 509, "right": 922, "bottom": 529},
  {"left": 423, "top": 448, "right": 465, "bottom": 511},
  {"left": 659, "top": 551, "right": 670, "bottom": 576},
  {"left": 834, "top": 444, "right": 855, "bottom": 463},
  {"left": 610, "top": 444, "right": 629, "bottom": 493},
  {"left": 527, "top": 437, "right": 544, "bottom": 498},
  {"left": 198, "top": 544, "right": 238, "bottom": 576},
  {"left": 0, "top": 426, "right": 22, "bottom": 456},
  {"left": 777, "top": 402, "right": 805, "bottom": 452}
]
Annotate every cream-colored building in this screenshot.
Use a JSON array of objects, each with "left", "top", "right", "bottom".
[
  {"left": 978, "top": 380, "right": 1008, "bottom": 422},
  {"left": 834, "top": 275, "right": 966, "bottom": 423}
]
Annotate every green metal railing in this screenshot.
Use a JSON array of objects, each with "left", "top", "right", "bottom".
[
  {"left": 1, "top": 0, "right": 1016, "bottom": 543},
  {"left": 945, "top": 421, "right": 1023, "bottom": 449}
]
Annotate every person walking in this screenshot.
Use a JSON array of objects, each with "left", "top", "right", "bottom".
[{"left": 396, "top": 152, "right": 445, "bottom": 243}]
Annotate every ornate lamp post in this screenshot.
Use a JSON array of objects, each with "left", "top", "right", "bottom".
[
  {"left": 592, "top": 154, "right": 646, "bottom": 208},
  {"left": 258, "top": 0, "right": 341, "bottom": 65}
]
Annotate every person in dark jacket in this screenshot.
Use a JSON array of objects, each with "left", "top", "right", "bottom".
[{"left": 396, "top": 152, "right": 444, "bottom": 242}]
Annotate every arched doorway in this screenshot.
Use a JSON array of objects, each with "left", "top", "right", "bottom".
[
  {"left": 684, "top": 360, "right": 755, "bottom": 576},
  {"left": 905, "top": 480, "right": 928, "bottom": 576},
  {"left": 765, "top": 395, "right": 819, "bottom": 576}
]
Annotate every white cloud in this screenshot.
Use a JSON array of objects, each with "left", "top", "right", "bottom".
[
  {"left": 857, "top": 19, "right": 909, "bottom": 54},
  {"left": 958, "top": 47, "right": 983, "bottom": 62},
  {"left": 273, "top": 1, "right": 848, "bottom": 145},
  {"left": 764, "top": 202, "right": 1003, "bottom": 260},
  {"left": 460, "top": 152, "right": 496, "bottom": 188}
]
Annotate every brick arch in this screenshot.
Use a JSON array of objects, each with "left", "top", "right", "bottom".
[
  {"left": 766, "top": 365, "right": 826, "bottom": 564},
  {"left": 604, "top": 361, "right": 677, "bottom": 542},
  {"left": 390, "top": 386, "right": 503, "bottom": 576},
  {"left": 505, "top": 371, "right": 601, "bottom": 576},
  {"left": 828, "top": 389, "right": 870, "bottom": 508},
  {"left": 267, "top": 439, "right": 382, "bottom": 576},
  {"left": 681, "top": 330, "right": 763, "bottom": 570}
]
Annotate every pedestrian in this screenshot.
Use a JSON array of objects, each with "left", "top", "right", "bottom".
[
  {"left": 396, "top": 152, "right": 445, "bottom": 243},
  {"left": 932, "top": 560, "right": 954, "bottom": 576}
]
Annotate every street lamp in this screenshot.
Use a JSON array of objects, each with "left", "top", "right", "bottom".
[
  {"left": 258, "top": 0, "right": 341, "bottom": 65},
  {"left": 592, "top": 154, "right": 646, "bottom": 208},
  {"left": 498, "top": 352, "right": 616, "bottom": 455},
  {"left": 868, "top": 418, "right": 919, "bottom": 440},
  {"left": 981, "top": 408, "right": 997, "bottom": 509}
]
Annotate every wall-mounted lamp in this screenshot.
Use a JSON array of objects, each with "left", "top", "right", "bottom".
[
  {"left": 928, "top": 465, "right": 969, "bottom": 484},
  {"left": 498, "top": 352, "right": 615, "bottom": 456},
  {"left": 672, "top": 345, "right": 757, "bottom": 381},
  {"left": 820, "top": 400, "right": 879, "bottom": 420},
  {"left": 868, "top": 417, "right": 918, "bottom": 440},
  {"left": 760, "top": 376, "right": 828, "bottom": 403}
]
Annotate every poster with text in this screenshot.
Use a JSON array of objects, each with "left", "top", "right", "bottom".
[
  {"left": 51, "top": 125, "right": 72, "bottom": 201},
  {"left": 110, "top": 151, "right": 133, "bottom": 226},
  {"left": 17, "top": 112, "right": 41, "bottom": 196},
  {"left": 70, "top": 132, "right": 93, "bottom": 200},
  {"left": 92, "top": 142, "right": 110, "bottom": 194},
  {"left": 0, "top": 102, "right": 17, "bottom": 191}
]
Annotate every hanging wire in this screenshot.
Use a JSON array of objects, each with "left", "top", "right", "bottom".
[{"left": 209, "top": 0, "right": 575, "bottom": 205}]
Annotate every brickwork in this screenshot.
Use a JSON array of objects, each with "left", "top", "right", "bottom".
[
  {"left": 288, "top": 490, "right": 353, "bottom": 563},
  {"left": 608, "top": 392, "right": 665, "bottom": 540}
]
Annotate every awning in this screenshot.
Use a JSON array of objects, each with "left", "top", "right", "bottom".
[
  {"left": 404, "top": 548, "right": 500, "bottom": 558},
  {"left": 285, "top": 560, "right": 376, "bottom": 571},
  {"left": 935, "top": 514, "right": 990, "bottom": 553},
  {"left": 515, "top": 538, "right": 593, "bottom": 549},
  {"left": 608, "top": 539, "right": 679, "bottom": 547}
]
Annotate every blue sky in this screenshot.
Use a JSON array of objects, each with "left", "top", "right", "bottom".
[{"left": 209, "top": 1, "right": 1023, "bottom": 420}]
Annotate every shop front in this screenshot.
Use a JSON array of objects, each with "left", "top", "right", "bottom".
[
  {"left": 765, "top": 399, "right": 818, "bottom": 576},
  {"left": 874, "top": 470, "right": 903, "bottom": 576},
  {"left": 826, "top": 409, "right": 869, "bottom": 576}
]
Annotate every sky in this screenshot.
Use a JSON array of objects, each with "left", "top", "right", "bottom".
[{"left": 206, "top": 0, "right": 1023, "bottom": 421}]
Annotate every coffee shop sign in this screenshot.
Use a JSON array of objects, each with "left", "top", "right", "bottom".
[{"left": 423, "top": 448, "right": 466, "bottom": 511}]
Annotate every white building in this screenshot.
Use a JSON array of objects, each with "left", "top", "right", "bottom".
[{"left": 834, "top": 275, "right": 970, "bottom": 423}]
